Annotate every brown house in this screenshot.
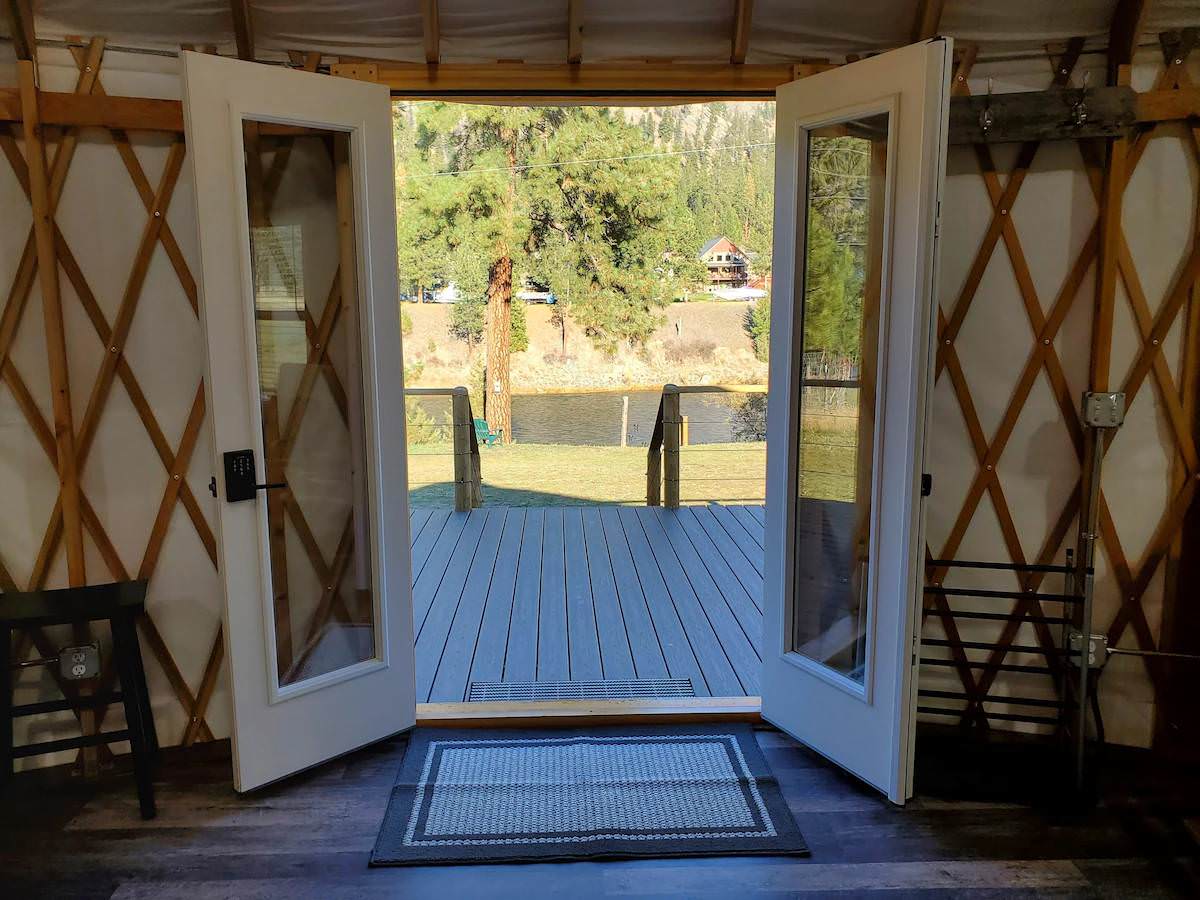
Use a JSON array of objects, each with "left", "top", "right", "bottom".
[{"left": 699, "top": 235, "right": 751, "bottom": 291}]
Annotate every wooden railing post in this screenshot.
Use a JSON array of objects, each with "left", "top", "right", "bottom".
[
  {"left": 450, "top": 387, "right": 473, "bottom": 512},
  {"left": 465, "top": 394, "right": 483, "bottom": 508},
  {"left": 646, "top": 394, "right": 664, "bottom": 505},
  {"left": 663, "top": 384, "right": 681, "bottom": 509}
]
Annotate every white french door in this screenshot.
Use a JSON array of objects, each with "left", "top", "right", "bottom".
[
  {"left": 181, "top": 52, "right": 415, "bottom": 791},
  {"left": 761, "top": 39, "right": 951, "bottom": 803}
]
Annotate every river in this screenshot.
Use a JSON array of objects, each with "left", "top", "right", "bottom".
[{"left": 413, "top": 389, "right": 767, "bottom": 447}]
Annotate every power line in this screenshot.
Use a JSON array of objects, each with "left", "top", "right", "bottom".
[{"left": 398, "top": 140, "right": 775, "bottom": 180}]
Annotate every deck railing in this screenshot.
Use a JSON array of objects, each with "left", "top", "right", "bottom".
[
  {"left": 646, "top": 380, "right": 866, "bottom": 508},
  {"left": 404, "top": 386, "right": 482, "bottom": 512},
  {"left": 646, "top": 383, "right": 768, "bottom": 508}
]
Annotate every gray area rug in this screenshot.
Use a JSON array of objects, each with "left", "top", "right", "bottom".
[{"left": 371, "top": 724, "right": 809, "bottom": 866}]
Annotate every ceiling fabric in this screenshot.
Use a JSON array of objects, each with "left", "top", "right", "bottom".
[{"left": 14, "top": 0, "right": 1200, "bottom": 62}]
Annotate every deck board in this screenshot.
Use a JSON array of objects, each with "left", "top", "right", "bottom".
[
  {"left": 414, "top": 510, "right": 488, "bottom": 700},
  {"left": 502, "top": 508, "right": 543, "bottom": 683},
  {"left": 466, "top": 509, "right": 525, "bottom": 688},
  {"left": 615, "top": 506, "right": 709, "bottom": 692},
  {"left": 537, "top": 508, "right": 569, "bottom": 681},
  {"left": 708, "top": 503, "right": 765, "bottom": 571},
  {"left": 580, "top": 507, "right": 636, "bottom": 680},
  {"left": 564, "top": 509, "right": 603, "bottom": 681},
  {"left": 598, "top": 507, "right": 671, "bottom": 681},
  {"left": 413, "top": 504, "right": 765, "bottom": 702},
  {"left": 429, "top": 508, "right": 509, "bottom": 702},
  {"left": 636, "top": 509, "right": 743, "bottom": 696}
]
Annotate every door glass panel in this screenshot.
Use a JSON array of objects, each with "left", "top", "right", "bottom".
[
  {"left": 243, "top": 121, "right": 376, "bottom": 690},
  {"left": 790, "top": 112, "right": 888, "bottom": 684}
]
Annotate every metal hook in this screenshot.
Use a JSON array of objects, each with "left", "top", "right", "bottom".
[
  {"left": 979, "top": 76, "right": 995, "bottom": 135},
  {"left": 1071, "top": 70, "right": 1090, "bottom": 128}
]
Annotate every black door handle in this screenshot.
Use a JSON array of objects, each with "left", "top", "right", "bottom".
[{"left": 256, "top": 481, "right": 288, "bottom": 492}]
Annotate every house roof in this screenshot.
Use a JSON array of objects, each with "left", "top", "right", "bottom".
[
  {"left": 10, "top": 1, "right": 1198, "bottom": 64},
  {"left": 700, "top": 236, "right": 745, "bottom": 260}
]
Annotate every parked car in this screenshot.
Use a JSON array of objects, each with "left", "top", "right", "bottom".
[
  {"left": 424, "top": 282, "right": 462, "bottom": 303},
  {"left": 516, "top": 287, "right": 557, "bottom": 304}
]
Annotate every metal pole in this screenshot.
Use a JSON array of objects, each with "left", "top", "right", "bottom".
[
  {"left": 1071, "top": 390, "right": 1124, "bottom": 796},
  {"left": 620, "top": 395, "right": 629, "bottom": 448}
]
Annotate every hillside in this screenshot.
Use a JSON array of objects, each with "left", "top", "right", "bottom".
[{"left": 403, "top": 300, "right": 767, "bottom": 392}]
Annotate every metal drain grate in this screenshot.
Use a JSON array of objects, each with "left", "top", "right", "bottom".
[{"left": 466, "top": 678, "right": 695, "bottom": 702}]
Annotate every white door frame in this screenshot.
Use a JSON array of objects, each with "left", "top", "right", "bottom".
[
  {"left": 761, "top": 39, "right": 952, "bottom": 804},
  {"left": 182, "top": 51, "right": 415, "bottom": 791}
]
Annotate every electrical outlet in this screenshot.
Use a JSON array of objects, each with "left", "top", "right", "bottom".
[{"left": 59, "top": 643, "right": 100, "bottom": 680}]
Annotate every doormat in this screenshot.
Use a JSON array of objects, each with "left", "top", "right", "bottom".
[
  {"left": 370, "top": 724, "right": 808, "bottom": 866},
  {"left": 466, "top": 678, "right": 695, "bottom": 702}
]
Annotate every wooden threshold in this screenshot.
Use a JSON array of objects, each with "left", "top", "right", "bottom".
[{"left": 416, "top": 696, "right": 762, "bottom": 728}]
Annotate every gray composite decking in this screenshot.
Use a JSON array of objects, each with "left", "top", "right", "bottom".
[{"left": 409, "top": 504, "right": 766, "bottom": 703}]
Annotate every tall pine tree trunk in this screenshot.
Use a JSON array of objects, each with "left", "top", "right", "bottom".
[
  {"left": 484, "top": 255, "right": 513, "bottom": 443},
  {"left": 484, "top": 133, "right": 518, "bottom": 444}
]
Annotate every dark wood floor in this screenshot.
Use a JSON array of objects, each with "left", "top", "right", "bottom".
[
  {"left": 3, "top": 729, "right": 1197, "bottom": 898},
  {"left": 411, "top": 505, "right": 765, "bottom": 703}
]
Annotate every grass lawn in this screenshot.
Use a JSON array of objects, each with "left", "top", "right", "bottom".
[{"left": 406, "top": 430, "right": 855, "bottom": 508}]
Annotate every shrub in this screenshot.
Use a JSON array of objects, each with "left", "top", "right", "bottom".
[
  {"left": 662, "top": 338, "right": 716, "bottom": 364},
  {"left": 746, "top": 296, "right": 770, "bottom": 362}
]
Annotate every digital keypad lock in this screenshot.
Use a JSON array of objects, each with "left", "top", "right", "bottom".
[{"left": 222, "top": 448, "right": 288, "bottom": 502}]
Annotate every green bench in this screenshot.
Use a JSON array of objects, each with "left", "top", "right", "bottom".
[{"left": 474, "top": 417, "right": 502, "bottom": 447}]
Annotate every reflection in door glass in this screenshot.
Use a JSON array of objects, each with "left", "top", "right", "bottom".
[
  {"left": 790, "top": 113, "right": 888, "bottom": 685},
  {"left": 243, "top": 121, "right": 377, "bottom": 689}
]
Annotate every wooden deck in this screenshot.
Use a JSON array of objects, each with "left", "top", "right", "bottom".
[{"left": 409, "top": 505, "right": 765, "bottom": 703}]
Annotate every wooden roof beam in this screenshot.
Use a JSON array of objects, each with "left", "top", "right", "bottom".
[
  {"left": 731, "top": 0, "right": 753, "bottom": 65},
  {"left": 911, "top": 0, "right": 946, "bottom": 43},
  {"left": 230, "top": 0, "right": 255, "bottom": 61},
  {"left": 4, "top": 0, "right": 36, "bottom": 63},
  {"left": 422, "top": 0, "right": 440, "bottom": 65},
  {"left": 1108, "top": 0, "right": 1152, "bottom": 82},
  {"left": 567, "top": 0, "right": 583, "bottom": 65}
]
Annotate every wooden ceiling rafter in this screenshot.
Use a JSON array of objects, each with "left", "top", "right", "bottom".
[
  {"left": 422, "top": 0, "right": 440, "bottom": 65},
  {"left": 230, "top": 0, "right": 256, "bottom": 61},
  {"left": 1108, "top": 0, "right": 1153, "bottom": 82},
  {"left": 731, "top": 0, "right": 754, "bottom": 65},
  {"left": 567, "top": 0, "right": 583, "bottom": 65},
  {"left": 3, "top": 0, "right": 36, "bottom": 63},
  {"left": 912, "top": 0, "right": 946, "bottom": 43}
]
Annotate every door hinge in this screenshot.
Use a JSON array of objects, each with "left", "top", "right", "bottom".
[{"left": 921, "top": 473, "right": 933, "bottom": 497}]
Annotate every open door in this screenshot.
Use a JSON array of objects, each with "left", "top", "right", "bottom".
[
  {"left": 762, "top": 39, "right": 951, "bottom": 803},
  {"left": 182, "top": 52, "right": 415, "bottom": 791}
]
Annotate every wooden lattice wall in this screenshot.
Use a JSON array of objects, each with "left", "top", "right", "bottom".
[
  {"left": 0, "top": 42, "right": 231, "bottom": 765},
  {"left": 922, "top": 37, "right": 1200, "bottom": 744}
]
